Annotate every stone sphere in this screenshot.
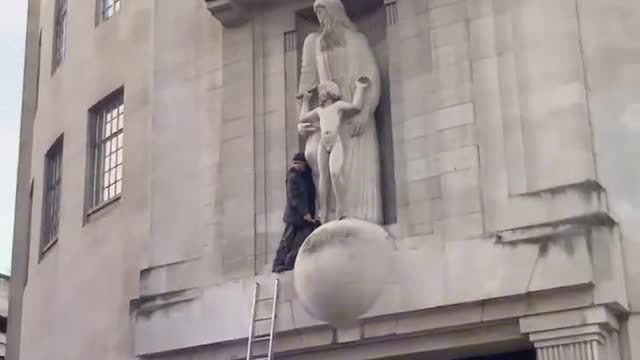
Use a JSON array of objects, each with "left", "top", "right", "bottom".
[{"left": 293, "top": 218, "right": 393, "bottom": 327}]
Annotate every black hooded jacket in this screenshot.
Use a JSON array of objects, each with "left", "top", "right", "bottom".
[{"left": 282, "top": 167, "right": 316, "bottom": 225}]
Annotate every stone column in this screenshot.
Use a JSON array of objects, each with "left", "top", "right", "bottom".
[{"left": 520, "top": 306, "right": 622, "bottom": 359}]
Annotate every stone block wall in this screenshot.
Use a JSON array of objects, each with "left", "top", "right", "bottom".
[
  {"left": 17, "top": 0, "right": 154, "bottom": 359},
  {"left": 133, "top": 0, "right": 635, "bottom": 358},
  {"left": 390, "top": 0, "right": 483, "bottom": 246}
]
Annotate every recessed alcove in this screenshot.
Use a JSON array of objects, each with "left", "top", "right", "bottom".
[{"left": 293, "top": 0, "right": 397, "bottom": 224}]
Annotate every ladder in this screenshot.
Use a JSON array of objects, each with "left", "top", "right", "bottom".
[{"left": 246, "top": 279, "right": 279, "bottom": 360}]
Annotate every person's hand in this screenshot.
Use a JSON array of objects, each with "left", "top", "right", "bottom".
[{"left": 303, "top": 214, "right": 314, "bottom": 223}]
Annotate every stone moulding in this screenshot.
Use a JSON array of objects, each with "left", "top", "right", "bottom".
[
  {"left": 133, "top": 258, "right": 203, "bottom": 317},
  {"left": 203, "top": 0, "right": 249, "bottom": 27},
  {"left": 132, "top": 288, "right": 203, "bottom": 317},
  {"left": 132, "top": 283, "right": 604, "bottom": 357},
  {"left": 519, "top": 306, "right": 622, "bottom": 359},
  {"left": 495, "top": 181, "right": 615, "bottom": 244}
]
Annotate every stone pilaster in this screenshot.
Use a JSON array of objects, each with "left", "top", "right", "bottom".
[{"left": 520, "top": 306, "right": 622, "bottom": 359}]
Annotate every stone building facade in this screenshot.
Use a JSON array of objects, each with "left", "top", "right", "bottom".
[{"left": 8, "top": 0, "right": 640, "bottom": 359}]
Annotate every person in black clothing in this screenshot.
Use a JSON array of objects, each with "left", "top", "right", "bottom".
[{"left": 273, "top": 152, "right": 319, "bottom": 273}]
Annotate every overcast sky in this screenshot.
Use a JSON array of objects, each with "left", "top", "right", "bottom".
[{"left": 0, "top": 2, "right": 28, "bottom": 275}]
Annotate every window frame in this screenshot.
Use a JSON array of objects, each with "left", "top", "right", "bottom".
[
  {"left": 97, "top": 0, "right": 122, "bottom": 24},
  {"left": 85, "top": 88, "right": 125, "bottom": 218},
  {"left": 40, "top": 135, "right": 64, "bottom": 258},
  {"left": 51, "top": 0, "right": 68, "bottom": 73}
]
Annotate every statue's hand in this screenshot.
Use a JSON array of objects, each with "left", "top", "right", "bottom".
[
  {"left": 356, "top": 76, "right": 371, "bottom": 88},
  {"left": 350, "top": 118, "right": 366, "bottom": 137},
  {"left": 298, "top": 122, "right": 317, "bottom": 135}
]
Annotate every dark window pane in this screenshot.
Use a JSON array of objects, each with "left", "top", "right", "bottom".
[
  {"left": 88, "top": 91, "right": 124, "bottom": 210},
  {"left": 41, "top": 136, "right": 63, "bottom": 252},
  {"left": 52, "top": 0, "right": 67, "bottom": 71},
  {"left": 101, "top": 0, "right": 122, "bottom": 21}
]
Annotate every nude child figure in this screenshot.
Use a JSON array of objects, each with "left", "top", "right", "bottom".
[{"left": 298, "top": 76, "right": 370, "bottom": 223}]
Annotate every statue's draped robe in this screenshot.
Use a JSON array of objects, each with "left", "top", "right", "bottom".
[{"left": 299, "top": 30, "right": 383, "bottom": 224}]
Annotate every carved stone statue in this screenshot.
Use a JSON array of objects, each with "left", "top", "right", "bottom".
[
  {"left": 299, "top": 77, "right": 371, "bottom": 223},
  {"left": 297, "top": 0, "right": 383, "bottom": 224}
]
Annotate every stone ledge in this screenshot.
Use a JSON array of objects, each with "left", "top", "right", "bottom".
[
  {"left": 203, "top": 0, "right": 249, "bottom": 27},
  {"left": 494, "top": 180, "right": 615, "bottom": 242},
  {"left": 139, "top": 258, "right": 201, "bottom": 298},
  {"left": 519, "top": 306, "right": 620, "bottom": 334},
  {"left": 495, "top": 212, "right": 615, "bottom": 244},
  {"left": 133, "top": 288, "right": 203, "bottom": 316},
  {"left": 134, "top": 278, "right": 596, "bottom": 356}
]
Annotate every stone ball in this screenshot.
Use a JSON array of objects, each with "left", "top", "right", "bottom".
[{"left": 293, "top": 218, "right": 393, "bottom": 327}]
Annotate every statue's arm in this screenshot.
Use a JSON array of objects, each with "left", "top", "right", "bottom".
[
  {"left": 298, "top": 100, "right": 319, "bottom": 135},
  {"left": 351, "top": 77, "right": 370, "bottom": 110},
  {"left": 338, "top": 79, "right": 368, "bottom": 114},
  {"left": 356, "top": 34, "right": 381, "bottom": 116},
  {"left": 300, "top": 108, "right": 319, "bottom": 124},
  {"left": 338, "top": 77, "right": 370, "bottom": 126},
  {"left": 298, "top": 33, "right": 320, "bottom": 97}
]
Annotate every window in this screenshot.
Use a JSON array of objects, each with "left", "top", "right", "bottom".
[
  {"left": 52, "top": 0, "right": 67, "bottom": 72},
  {"left": 41, "top": 136, "right": 63, "bottom": 253},
  {"left": 100, "top": 0, "right": 121, "bottom": 22},
  {"left": 87, "top": 90, "right": 124, "bottom": 212}
]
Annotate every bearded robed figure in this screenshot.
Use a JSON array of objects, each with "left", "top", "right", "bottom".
[{"left": 298, "top": 0, "right": 383, "bottom": 225}]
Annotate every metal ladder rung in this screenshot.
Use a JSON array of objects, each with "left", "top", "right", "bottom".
[
  {"left": 246, "top": 279, "right": 279, "bottom": 360},
  {"left": 252, "top": 335, "right": 270, "bottom": 342}
]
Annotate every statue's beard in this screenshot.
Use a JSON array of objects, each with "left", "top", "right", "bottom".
[{"left": 319, "top": 18, "right": 345, "bottom": 51}]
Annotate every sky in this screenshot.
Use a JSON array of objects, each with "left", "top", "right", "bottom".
[{"left": 0, "top": 2, "right": 28, "bottom": 275}]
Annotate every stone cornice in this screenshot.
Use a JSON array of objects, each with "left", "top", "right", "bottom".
[
  {"left": 203, "top": 0, "right": 290, "bottom": 27},
  {"left": 203, "top": 0, "right": 249, "bottom": 27}
]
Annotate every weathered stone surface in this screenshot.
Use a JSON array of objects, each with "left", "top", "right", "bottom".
[
  {"left": 293, "top": 219, "right": 393, "bottom": 327},
  {"left": 16, "top": 0, "right": 640, "bottom": 359}
]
